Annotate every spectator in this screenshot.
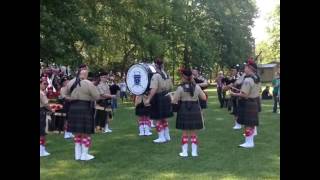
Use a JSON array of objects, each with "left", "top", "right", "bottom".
[
  {"left": 277, "top": 80, "right": 280, "bottom": 113},
  {"left": 215, "top": 71, "right": 226, "bottom": 108},
  {"left": 272, "top": 72, "right": 280, "bottom": 113},
  {"left": 43, "top": 67, "right": 60, "bottom": 93},
  {"left": 119, "top": 78, "right": 128, "bottom": 103},
  {"left": 261, "top": 86, "right": 273, "bottom": 100},
  {"left": 109, "top": 79, "right": 120, "bottom": 109}
]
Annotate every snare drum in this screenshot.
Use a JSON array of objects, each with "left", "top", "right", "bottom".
[{"left": 126, "top": 63, "right": 157, "bottom": 95}]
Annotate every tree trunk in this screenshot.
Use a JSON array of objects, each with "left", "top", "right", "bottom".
[
  {"left": 183, "top": 46, "right": 189, "bottom": 68},
  {"left": 120, "top": 46, "right": 136, "bottom": 78}
]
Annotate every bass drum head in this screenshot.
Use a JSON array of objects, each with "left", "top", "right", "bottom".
[{"left": 126, "top": 63, "right": 156, "bottom": 95}]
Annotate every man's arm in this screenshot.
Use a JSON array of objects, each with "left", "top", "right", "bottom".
[
  {"left": 198, "top": 77, "right": 209, "bottom": 88},
  {"left": 145, "top": 88, "right": 157, "bottom": 106},
  {"left": 144, "top": 74, "right": 159, "bottom": 106}
]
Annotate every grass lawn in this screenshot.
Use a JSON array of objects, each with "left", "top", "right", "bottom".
[{"left": 40, "top": 87, "right": 280, "bottom": 180}]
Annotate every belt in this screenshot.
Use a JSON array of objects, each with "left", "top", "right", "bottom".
[
  {"left": 70, "top": 100, "right": 91, "bottom": 104},
  {"left": 239, "top": 98, "right": 257, "bottom": 102},
  {"left": 156, "top": 91, "right": 169, "bottom": 96}
]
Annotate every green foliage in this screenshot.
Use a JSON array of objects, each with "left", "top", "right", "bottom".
[
  {"left": 41, "top": 0, "right": 258, "bottom": 76},
  {"left": 256, "top": 4, "right": 280, "bottom": 63}
]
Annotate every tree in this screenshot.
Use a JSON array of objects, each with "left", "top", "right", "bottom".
[
  {"left": 267, "top": 4, "right": 280, "bottom": 61},
  {"left": 41, "top": 0, "right": 258, "bottom": 80},
  {"left": 40, "top": 0, "right": 100, "bottom": 68},
  {"left": 256, "top": 3, "right": 280, "bottom": 63}
]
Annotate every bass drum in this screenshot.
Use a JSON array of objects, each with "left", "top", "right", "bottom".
[{"left": 126, "top": 63, "right": 157, "bottom": 95}]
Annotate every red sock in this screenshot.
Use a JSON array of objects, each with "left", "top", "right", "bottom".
[
  {"left": 144, "top": 117, "right": 151, "bottom": 127},
  {"left": 181, "top": 136, "right": 188, "bottom": 145},
  {"left": 64, "top": 122, "right": 68, "bottom": 131},
  {"left": 40, "top": 137, "right": 46, "bottom": 145},
  {"left": 156, "top": 121, "right": 163, "bottom": 132},
  {"left": 162, "top": 119, "right": 168, "bottom": 128},
  {"left": 138, "top": 117, "right": 144, "bottom": 126},
  {"left": 82, "top": 136, "right": 92, "bottom": 148},
  {"left": 191, "top": 135, "right": 198, "bottom": 144},
  {"left": 244, "top": 128, "right": 254, "bottom": 137},
  {"left": 74, "top": 134, "right": 82, "bottom": 144}
]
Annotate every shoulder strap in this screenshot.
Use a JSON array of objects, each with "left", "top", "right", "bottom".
[
  {"left": 70, "top": 77, "right": 81, "bottom": 94},
  {"left": 156, "top": 70, "right": 169, "bottom": 80},
  {"left": 244, "top": 74, "right": 260, "bottom": 84}
]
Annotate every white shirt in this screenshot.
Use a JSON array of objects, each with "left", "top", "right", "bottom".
[{"left": 119, "top": 82, "right": 127, "bottom": 92}]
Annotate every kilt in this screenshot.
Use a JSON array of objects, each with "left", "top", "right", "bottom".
[
  {"left": 95, "top": 109, "right": 108, "bottom": 128},
  {"left": 237, "top": 98, "right": 259, "bottom": 126},
  {"left": 48, "top": 109, "right": 66, "bottom": 132},
  {"left": 256, "top": 97, "right": 262, "bottom": 112},
  {"left": 200, "top": 91, "right": 208, "bottom": 109},
  {"left": 230, "top": 96, "right": 238, "bottom": 116},
  {"left": 150, "top": 91, "right": 173, "bottom": 120},
  {"left": 40, "top": 107, "right": 47, "bottom": 136},
  {"left": 67, "top": 100, "right": 95, "bottom": 134},
  {"left": 62, "top": 101, "right": 70, "bottom": 115},
  {"left": 199, "top": 99, "right": 207, "bottom": 109},
  {"left": 176, "top": 101, "right": 203, "bottom": 130},
  {"left": 135, "top": 102, "right": 150, "bottom": 116}
]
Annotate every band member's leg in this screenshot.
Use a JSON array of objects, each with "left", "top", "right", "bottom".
[
  {"left": 74, "top": 133, "right": 82, "bottom": 160},
  {"left": 64, "top": 120, "right": 74, "bottom": 139},
  {"left": 144, "top": 116, "right": 152, "bottom": 136},
  {"left": 104, "top": 112, "right": 112, "bottom": 133},
  {"left": 64, "top": 120, "right": 69, "bottom": 138},
  {"left": 40, "top": 136, "right": 50, "bottom": 157},
  {"left": 162, "top": 119, "right": 170, "bottom": 141},
  {"left": 239, "top": 126, "right": 255, "bottom": 148},
  {"left": 273, "top": 94, "right": 278, "bottom": 113},
  {"left": 150, "top": 119, "right": 155, "bottom": 128},
  {"left": 190, "top": 131, "right": 199, "bottom": 156},
  {"left": 80, "top": 134, "right": 94, "bottom": 160},
  {"left": 233, "top": 116, "right": 242, "bottom": 130},
  {"left": 100, "top": 112, "right": 106, "bottom": 131},
  {"left": 217, "top": 87, "right": 223, "bottom": 108},
  {"left": 222, "top": 91, "right": 226, "bottom": 107},
  {"left": 179, "top": 131, "right": 189, "bottom": 157},
  {"left": 138, "top": 116, "right": 145, "bottom": 136},
  {"left": 254, "top": 126, "right": 258, "bottom": 136},
  {"left": 153, "top": 120, "right": 166, "bottom": 143}
]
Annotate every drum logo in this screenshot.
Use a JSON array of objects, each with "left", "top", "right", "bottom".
[{"left": 133, "top": 71, "right": 141, "bottom": 86}]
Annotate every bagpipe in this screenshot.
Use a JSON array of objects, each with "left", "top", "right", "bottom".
[
  {"left": 96, "top": 99, "right": 112, "bottom": 108},
  {"left": 222, "top": 79, "right": 241, "bottom": 93},
  {"left": 221, "top": 77, "right": 237, "bottom": 85}
]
